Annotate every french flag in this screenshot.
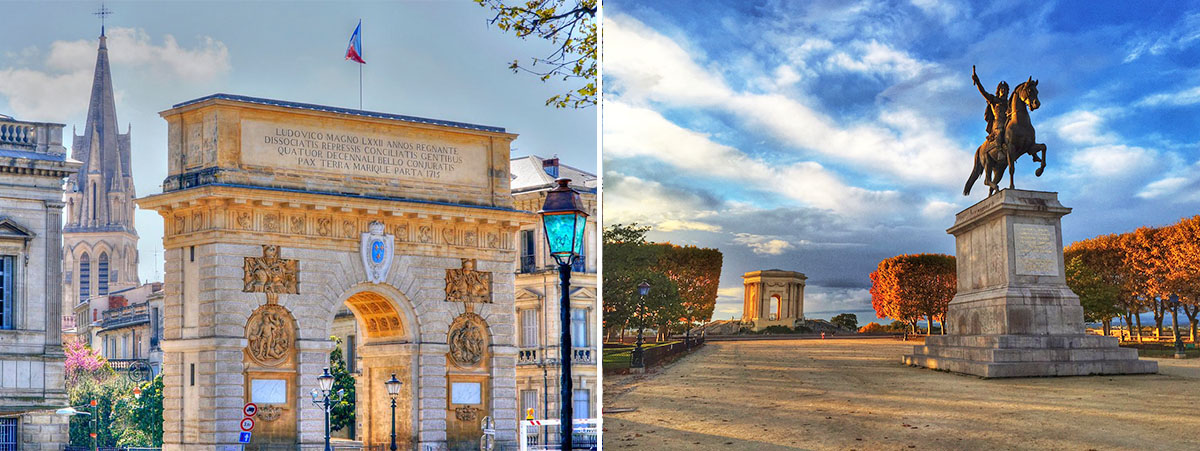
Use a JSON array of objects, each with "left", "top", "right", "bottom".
[{"left": 345, "top": 20, "right": 365, "bottom": 64}]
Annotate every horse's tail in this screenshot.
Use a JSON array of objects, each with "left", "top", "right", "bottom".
[{"left": 964, "top": 153, "right": 983, "bottom": 196}]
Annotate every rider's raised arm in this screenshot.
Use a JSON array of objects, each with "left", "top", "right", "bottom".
[{"left": 972, "top": 73, "right": 992, "bottom": 100}]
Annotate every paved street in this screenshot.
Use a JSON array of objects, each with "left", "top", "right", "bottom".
[{"left": 604, "top": 338, "right": 1200, "bottom": 450}]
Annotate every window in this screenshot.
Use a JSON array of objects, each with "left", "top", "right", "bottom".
[
  {"left": 150, "top": 307, "right": 160, "bottom": 349},
  {"left": 0, "top": 417, "right": 16, "bottom": 451},
  {"left": 98, "top": 253, "right": 109, "bottom": 296},
  {"left": 190, "top": 363, "right": 195, "bottom": 386},
  {"left": 572, "top": 389, "right": 590, "bottom": 419},
  {"left": 520, "top": 389, "right": 538, "bottom": 420},
  {"left": 79, "top": 253, "right": 91, "bottom": 301},
  {"left": 520, "top": 309, "right": 538, "bottom": 348},
  {"left": 0, "top": 256, "right": 12, "bottom": 329},
  {"left": 572, "top": 231, "right": 586, "bottom": 272},
  {"left": 121, "top": 334, "right": 128, "bottom": 359},
  {"left": 91, "top": 182, "right": 97, "bottom": 221},
  {"left": 346, "top": 334, "right": 357, "bottom": 374},
  {"left": 519, "top": 230, "right": 536, "bottom": 273},
  {"left": 570, "top": 309, "right": 588, "bottom": 348},
  {"left": 132, "top": 330, "right": 139, "bottom": 359},
  {"left": 190, "top": 245, "right": 195, "bottom": 262}
]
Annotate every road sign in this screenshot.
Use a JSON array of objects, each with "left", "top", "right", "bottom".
[
  {"left": 238, "top": 431, "right": 252, "bottom": 444},
  {"left": 243, "top": 403, "right": 258, "bottom": 417},
  {"left": 240, "top": 417, "right": 255, "bottom": 432}
]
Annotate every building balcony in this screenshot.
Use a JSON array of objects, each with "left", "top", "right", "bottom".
[
  {"left": 572, "top": 347, "right": 594, "bottom": 364},
  {"left": 101, "top": 303, "right": 149, "bottom": 330},
  {"left": 518, "top": 349, "right": 539, "bottom": 365}
]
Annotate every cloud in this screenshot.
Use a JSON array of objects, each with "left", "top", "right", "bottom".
[
  {"left": 604, "top": 100, "right": 901, "bottom": 216},
  {"left": 1048, "top": 109, "right": 1119, "bottom": 145},
  {"left": 605, "top": 14, "right": 970, "bottom": 189},
  {"left": 0, "top": 27, "right": 230, "bottom": 121},
  {"left": 1067, "top": 144, "right": 1156, "bottom": 178},
  {"left": 601, "top": 171, "right": 723, "bottom": 230},
  {"left": 732, "top": 233, "right": 796, "bottom": 255},
  {"left": 1135, "top": 85, "right": 1200, "bottom": 108}
]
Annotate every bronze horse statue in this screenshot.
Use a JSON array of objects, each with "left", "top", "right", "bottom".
[{"left": 964, "top": 76, "right": 1047, "bottom": 196}]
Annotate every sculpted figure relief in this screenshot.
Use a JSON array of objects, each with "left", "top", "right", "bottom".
[
  {"left": 246, "top": 304, "right": 295, "bottom": 367},
  {"left": 448, "top": 313, "right": 487, "bottom": 367},
  {"left": 446, "top": 258, "right": 492, "bottom": 303},
  {"left": 963, "top": 66, "right": 1048, "bottom": 196},
  {"left": 243, "top": 245, "right": 300, "bottom": 303}
]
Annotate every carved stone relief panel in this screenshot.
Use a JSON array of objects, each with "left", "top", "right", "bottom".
[
  {"left": 447, "top": 312, "right": 488, "bottom": 368},
  {"left": 445, "top": 258, "right": 492, "bottom": 304},
  {"left": 245, "top": 303, "right": 296, "bottom": 367},
  {"left": 243, "top": 245, "right": 300, "bottom": 304}
]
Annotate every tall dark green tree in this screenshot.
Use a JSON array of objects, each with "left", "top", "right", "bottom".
[
  {"left": 329, "top": 336, "right": 357, "bottom": 432},
  {"left": 831, "top": 313, "right": 859, "bottom": 331}
]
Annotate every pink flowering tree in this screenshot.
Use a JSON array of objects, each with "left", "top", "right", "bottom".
[{"left": 64, "top": 337, "right": 110, "bottom": 384}]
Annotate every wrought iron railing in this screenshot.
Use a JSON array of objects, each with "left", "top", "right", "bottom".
[
  {"left": 519, "top": 255, "right": 537, "bottom": 273},
  {"left": 101, "top": 303, "right": 149, "bottom": 329}
]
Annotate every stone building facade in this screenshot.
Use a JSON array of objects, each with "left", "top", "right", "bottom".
[
  {"left": 510, "top": 156, "right": 598, "bottom": 428},
  {"left": 62, "top": 31, "right": 141, "bottom": 338},
  {"left": 741, "top": 270, "right": 806, "bottom": 332},
  {"left": 0, "top": 114, "right": 81, "bottom": 449},
  {"left": 138, "top": 94, "right": 531, "bottom": 450}
]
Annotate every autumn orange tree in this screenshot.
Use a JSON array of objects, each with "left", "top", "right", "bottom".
[
  {"left": 1164, "top": 216, "right": 1200, "bottom": 341},
  {"left": 869, "top": 254, "right": 956, "bottom": 335}
]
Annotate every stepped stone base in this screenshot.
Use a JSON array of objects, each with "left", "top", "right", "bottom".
[{"left": 903, "top": 334, "right": 1157, "bottom": 378}]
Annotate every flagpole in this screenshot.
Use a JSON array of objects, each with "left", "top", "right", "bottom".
[{"left": 359, "top": 63, "right": 362, "bottom": 110}]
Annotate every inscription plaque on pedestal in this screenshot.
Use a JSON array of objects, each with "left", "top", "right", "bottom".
[{"left": 1013, "top": 223, "right": 1057, "bottom": 276}]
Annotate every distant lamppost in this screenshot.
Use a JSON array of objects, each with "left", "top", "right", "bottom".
[
  {"left": 631, "top": 281, "right": 650, "bottom": 369},
  {"left": 55, "top": 403, "right": 96, "bottom": 451},
  {"left": 89, "top": 399, "right": 97, "bottom": 451},
  {"left": 538, "top": 178, "right": 588, "bottom": 450},
  {"left": 310, "top": 367, "right": 344, "bottom": 451},
  {"left": 385, "top": 373, "right": 402, "bottom": 451},
  {"left": 1169, "top": 294, "right": 1185, "bottom": 359}
]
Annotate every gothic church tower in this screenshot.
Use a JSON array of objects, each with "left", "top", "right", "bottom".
[{"left": 63, "top": 29, "right": 140, "bottom": 311}]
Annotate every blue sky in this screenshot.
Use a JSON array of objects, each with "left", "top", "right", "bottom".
[
  {"left": 0, "top": 1, "right": 596, "bottom": 283},
  {"left": 602, "top": 0, "right": 1200, "bottom": 322}
]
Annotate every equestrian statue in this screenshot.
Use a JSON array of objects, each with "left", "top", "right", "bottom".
[{"left": 963, "top": 65, "right": 1047, "bottom": 196}]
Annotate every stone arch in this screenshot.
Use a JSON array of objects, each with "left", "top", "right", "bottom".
[
  {"left": 769, "top": 294, "right": 781, "bottom": 320},
  {"left": 336, "top": 283, "right": 418, "bottom": 343},
  {"left": 325, "top": 283, "right": 420, "bottom": 448}
]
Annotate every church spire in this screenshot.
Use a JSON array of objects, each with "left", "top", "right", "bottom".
[{"left": 66, "top": 29, "right": 135, "bottom": 233}]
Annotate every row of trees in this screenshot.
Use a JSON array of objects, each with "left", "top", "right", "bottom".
[
  {"left": 869, "top": 254, "right": 957, "bottom": 334},
  {"left": 603, "top": 224, "right": 723, "bottom": 341},
  {"left": 1065, "top": 215, "right": 1200, "bottom": 341}
]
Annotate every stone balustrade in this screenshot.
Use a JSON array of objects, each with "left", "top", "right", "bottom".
[
  {"left": 0, "top": 117, "right": 66, "bottom": 156},
  {"left": 518, "top": 349, "right": 538, "bottom": 365}
]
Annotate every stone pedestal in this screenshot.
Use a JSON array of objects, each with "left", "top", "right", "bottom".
[{"left": 903, "top": 189, "right": 1157, "bottom": 378}]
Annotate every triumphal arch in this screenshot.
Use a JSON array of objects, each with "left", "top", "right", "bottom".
[{"left": 138, "top": 94, "right": 531, "bottom": 450}]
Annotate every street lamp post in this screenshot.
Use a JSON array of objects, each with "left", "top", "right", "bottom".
[
  {"left": 90, "top": 399, "right": 97, "bottom": 451},
  {"left": 384, "top": 374, "right": 403, "bottom": 451},
  {"left": 631, "top": 282, "right": 650, "bottom": 369},
  {"left": 1169, "top": 294, "right": 1185, "bottom": 359},
  {"left": 310, "top": 367, "right": 343, "bottom": 451},
  {"left": 538, "top": 178, "right": 588, "bottom": 450}
]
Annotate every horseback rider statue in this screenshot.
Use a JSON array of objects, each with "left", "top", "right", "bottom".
[{"left": 963, "top": 66, "right": 1048, "bottom": 196}]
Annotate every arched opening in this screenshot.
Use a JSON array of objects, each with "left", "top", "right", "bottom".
[
  {"left": 769, "top": 294, "right": 781, "bottom": 320},
  {"left": 78, "top": 253, "right": 91, "bottom": 301},
  {"left": 98, "top": 252, "right": 109, "bottom": 296},
  {"left": 325, "top": 289, "right": 415, "bottom": 449}
]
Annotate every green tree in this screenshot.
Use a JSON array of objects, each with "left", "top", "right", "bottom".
[
  {"left": 831, "top": 313, "right": 858, "bottom": 331},
  {"left": 68, "top": 371, "right": 130, "bottom": 447},
  {"left": 602, "top": 223, "right": 661, "bottom": 340},
  {"left": 654, "top": 244, "right": 723, "bottom": 335},
  {"left": 1065, "top": 255, "right": 1122, "bottom": 336},
  {"left": 117, "top": 374, "right": 164, "bottom": 447},
  {"left": 329, "top": 336, "right": 357, "bottom": 432},
  {"left": 475, "top": 0, "right": 597, "bottom": 108}
]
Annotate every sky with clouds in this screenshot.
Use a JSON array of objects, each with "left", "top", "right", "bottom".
[
  {"left": 0, "top": 1, "right": 596, "bottom": 283},
  {"left": 602, "top": 0, "right": 1200, "bottom": 322}
]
